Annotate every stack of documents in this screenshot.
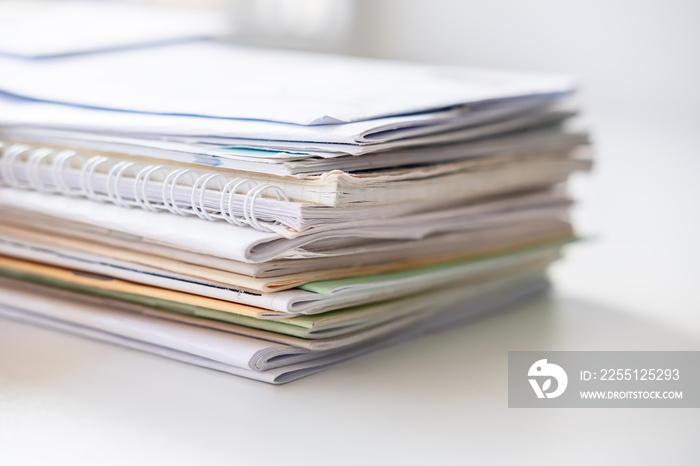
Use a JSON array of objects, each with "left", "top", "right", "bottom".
[{"left": 0, "top": 5, "right": 591, "bottom": 383}]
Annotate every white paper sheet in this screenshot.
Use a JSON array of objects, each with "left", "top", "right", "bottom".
[
  {"left": 0, "top": 42, "right": 575, "bottom": 125},
  {"left": 0, "top": 94, "right": 561, "bottom": 147},
  {"left": 0, "top": 126, "right": 585, "bottom": 178},
  {"left": 0, "top": 188, "right": 569, "bottom": 263},
  {"left": 0, "top": 210, "right": 570, "bottom": 279}
]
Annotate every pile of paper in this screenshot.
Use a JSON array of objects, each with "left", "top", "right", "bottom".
[{"left": 0, "top": 5, "right": 591, "bottom": 383}]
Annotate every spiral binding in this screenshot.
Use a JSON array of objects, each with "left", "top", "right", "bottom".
[{"left": 0, "top": 141, "right": 289, "bottom": 232}]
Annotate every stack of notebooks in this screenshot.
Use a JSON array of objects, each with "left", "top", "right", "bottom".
[{"left": 0, "top": 19, "right": 591, "bottom": 383}]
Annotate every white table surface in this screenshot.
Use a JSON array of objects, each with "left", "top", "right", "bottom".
[{"left": 1, "top": 101, "right": 699, "bottom": 466}]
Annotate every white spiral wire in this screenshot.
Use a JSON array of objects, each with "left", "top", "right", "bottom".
[
  {"left": 52, "top": 150, "right": 85, "bottom": 196},
  {"left": 0, "top": 142, "right": 288, "bottom": 232},
  {"left": 26, "top": 147, "right": 55, "bottom": 192}
]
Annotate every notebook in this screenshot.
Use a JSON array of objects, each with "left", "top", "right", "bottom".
[{"left": 0, "top": 139, "right": 590, "bottom": 232}]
